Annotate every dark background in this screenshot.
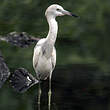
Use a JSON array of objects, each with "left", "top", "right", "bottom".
[{"left": 0, "top": 0, "right": 110, "bottom": 110}]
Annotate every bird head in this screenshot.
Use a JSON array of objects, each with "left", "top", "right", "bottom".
[{"left": 45, "top": 4, "right": 78, "bottom": 18}]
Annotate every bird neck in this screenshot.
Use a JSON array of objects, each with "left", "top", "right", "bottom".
[
  {"left": 46, "top": 16, "right": 58, "bottom": 45},
  {"left": 41, "top": 16, "right": 57, "bottom": 58}
]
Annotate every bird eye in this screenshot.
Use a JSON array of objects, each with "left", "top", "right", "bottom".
[{"left": 56, "top": 9, "right": 60, "bottom": 11}]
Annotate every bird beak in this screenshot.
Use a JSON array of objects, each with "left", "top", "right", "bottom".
[{"left": 62, "top": 10, "right": 79, "bottom": 18}]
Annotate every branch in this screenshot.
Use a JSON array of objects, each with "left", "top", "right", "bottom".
[
  {"left": 0, "top": 32, "right": 41, "bottom": 48},
  {"left": 0, "top": 31, "right": 41, "bottom": 88},
  {"left": 10, "top": 68, "right": 38, "bottom": 93},
  {"left": 0, "top": 51, "right": 10, "bottom": 88}
]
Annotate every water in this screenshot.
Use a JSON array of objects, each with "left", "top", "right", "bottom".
[
  {"left": 0, "top": 64, "right": 110, "bottom": 110},
  {"left": 34, "top": 64, "right": 110, "bottom": 110}
]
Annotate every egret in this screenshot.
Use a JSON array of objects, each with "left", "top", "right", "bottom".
[{"left": 10, "top": 4, "right": 78, "bottom": 110}]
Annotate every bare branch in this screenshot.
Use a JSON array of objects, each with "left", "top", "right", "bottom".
[
  {"left": 0, "top": 51, "right": 10, "bottom": 88},
  {"left": 0, "top": 32, "right": 41, "bottom": 48},
  {"left": 10, "top": 68, "right": 38, "bottom": 93}
]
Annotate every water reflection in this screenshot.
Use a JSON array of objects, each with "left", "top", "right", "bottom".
[{"left": 0, "top": 64, "right": 110, "bottom": 110}]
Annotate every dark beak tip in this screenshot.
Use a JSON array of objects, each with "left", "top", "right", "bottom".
[{"left": 71, "top": 14, "right": 79, "bottom": 18}]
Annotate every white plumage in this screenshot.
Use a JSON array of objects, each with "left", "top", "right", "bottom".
[
  {"left": 32, "top": 4, "right": 78, "bottom": 109},
  {"left": 10, "top": 4, "right": 78, "bottom": 109},
  {"left": 33, "top": 38, "right": 56, "bottom": 80},
  {"left": 32, "top": 4, "right": 78, "bottom": 81}
]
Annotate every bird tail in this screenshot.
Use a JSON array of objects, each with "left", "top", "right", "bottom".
[{"left": 10, "top": 68, "right": 39, "bottom": 93}]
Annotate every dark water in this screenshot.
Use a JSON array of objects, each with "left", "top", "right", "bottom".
[
  {"left": 35, "top": 64, "right": 110, "bottom": 110},
  {"left": 0, "top": 64, "right": 110, "bottom": 110}
]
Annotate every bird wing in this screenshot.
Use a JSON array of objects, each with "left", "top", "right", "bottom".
[
  {"left": 51, "top": 47, "right": 56, "bottom": 70},
  {"left": 33, "top": 38, "right": 46, "bottom": 70},
  {"left": 33, "top": 46, "right": 40, "bottom": 70}
]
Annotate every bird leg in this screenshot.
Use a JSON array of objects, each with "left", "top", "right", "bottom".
[
  {"left": 48, "top": 75, "right": 52, "bottom": 110},
  {"left": 38, "top": 82, "right": 42, "bottom": 110}
]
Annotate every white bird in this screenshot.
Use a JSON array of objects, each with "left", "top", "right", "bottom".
[
  {"left": 10, "top": 4, "right": 78, "bottom": 110},
  {"left": 33, "top": 4, "right": 78, "bottom": 108}
]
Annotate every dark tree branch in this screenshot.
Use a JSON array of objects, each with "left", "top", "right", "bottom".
[
  {"left": 0, "top": 51, "right": 10, "bottom": 88},
  {"left": 10, "top": 68, "right": 38, "bottom": 93},
  {"left": 0, "top": 32, "right": 41, "bottom": 88},
  {"left": 0, "top": 32, "right": 41, "bottom": 48}
]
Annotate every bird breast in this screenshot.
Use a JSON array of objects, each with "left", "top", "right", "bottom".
[
  {"left": 35, "top": 52, "right": 53, "bottom": 80},
  {"left": 33, "top": 38, "right": 56, "bottom": 80},
  {"left": 38, "top": 55, "right": 52, "bottom": 73}
]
